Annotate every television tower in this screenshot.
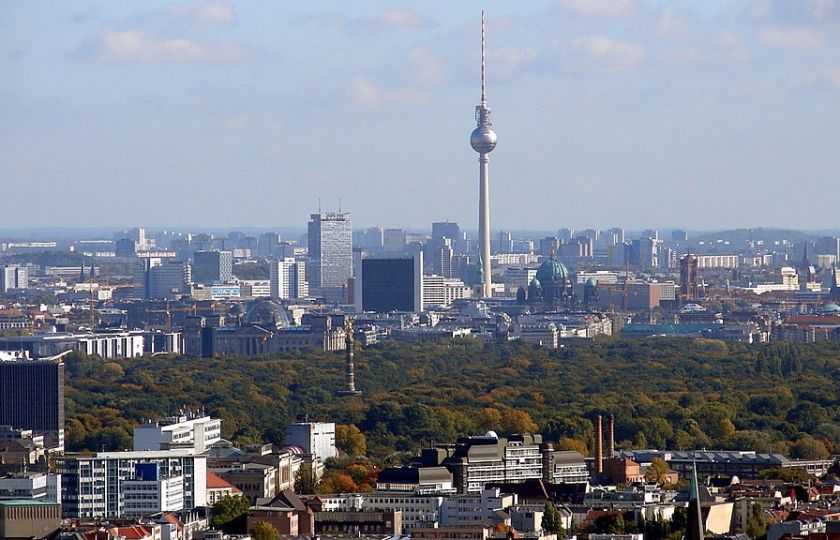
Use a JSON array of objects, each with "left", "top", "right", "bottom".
[{"left": 470, "top": 11, "right": 497, "bottom": 299}]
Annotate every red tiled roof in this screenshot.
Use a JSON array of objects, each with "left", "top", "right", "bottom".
[
  {"left": 106, "top": 525, "right": 152, "bottom": 539},
  {"left": 207, "top": 470, "right": 240, "bottom": 492}
]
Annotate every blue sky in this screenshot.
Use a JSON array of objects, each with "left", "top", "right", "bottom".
[{"left": 1, "top": 0, "right": 839, "bottom": 231}]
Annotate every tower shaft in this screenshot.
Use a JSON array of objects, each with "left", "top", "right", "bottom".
[
  {"left": 479, "top": 156, "right": 492, "bottom": 298},
  {"left": 469, "top": 10, "right": 496, "bottom": 299}
]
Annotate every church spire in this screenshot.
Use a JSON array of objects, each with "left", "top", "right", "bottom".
[{"left": 686, "top": 463, "right": 705, "bottom": 540}]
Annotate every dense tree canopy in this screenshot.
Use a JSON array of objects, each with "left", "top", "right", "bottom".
[{"left": 63, "top": 339, "right": 840, "bottom": 460}]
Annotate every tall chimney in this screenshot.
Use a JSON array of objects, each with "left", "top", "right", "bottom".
[
  {"left": 608, "top": 414, "right": 615, "bottom": 458},
  {"left": 595, "top": 415, "right": 603, "bottom": 475}
]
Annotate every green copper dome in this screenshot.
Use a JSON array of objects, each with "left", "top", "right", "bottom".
[
  {"left": 820, "top": 302, "right": 840, "bottom": 314},
  {"left": 536, "top": 255, "right": 569, "bottom": 284}
]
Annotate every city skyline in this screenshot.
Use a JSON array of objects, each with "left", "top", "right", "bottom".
[{"left": 2, "top": 1, "right": 840, "bottom": 230}]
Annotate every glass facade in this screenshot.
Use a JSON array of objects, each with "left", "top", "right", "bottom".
[{"left": 362, "top": 258, "right": 416, "bottom": 312}]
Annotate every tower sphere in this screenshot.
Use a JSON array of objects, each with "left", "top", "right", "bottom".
[{"left": 470, "top": 125, "right": 497, "bottom": 154}]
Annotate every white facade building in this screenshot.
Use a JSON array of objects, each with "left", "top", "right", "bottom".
[
  {"left": 314, "top": 492, "right": 445, "bottom": 532},
  {"left": 270, "top": 258, "right": 308, "bottom": 299},
  {"left": 0, "top": 472, "right": 61, "bottom": 503},
  {"left": 284, "top": 422, "right": 336, "bottom": 461},
  {"left": 123, "top": 471, "right": 184, "bottom": 518},
  {"left": 77, "top": 331, "right": 145, "bottom": 358},
  {"left": 134, "top": 413, "right": 222, "bottom": 453},
  {"left": 422, "top": 276, "right": 472, "bottom": 309},
  {"left": 56, "top": 450, "right": 207, "bottom": 519},
  {"left": 696, "top": 255, "right": 740, "bottom": 269},
  {"left": 439, "top": 488, "right": 514, "bottom": 526}
]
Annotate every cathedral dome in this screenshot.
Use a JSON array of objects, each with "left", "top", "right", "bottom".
[{"left": 536, "top": 256, "right": 569, "bottom": 285}]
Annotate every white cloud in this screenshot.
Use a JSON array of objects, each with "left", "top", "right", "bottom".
[
  {"left": 656, "top": 9, "right": 688, "bottom": 40},
  {"left": 714, "top": 32, "right": 744, "bottom": 49},
  {"left": 825, "top": 67, "right": 840, "bottom": 90},
  {"left": 556, "top": 0, "right": 637, "bottom": 19},
  {"left": 298, "top": 10, "right": 432, "bottom": 33},
  {"left": 167, "top": 2, "right": 236, "bottom": 25},
  {"left": 487, "top": 48, "right": 537, "bottom": 74},
  {"left": 759, "top": 27, "right": 825, "bottom": 49},
  {"left": 377, "top": 10, "right": 430, "bottom": 28},
  {"left": 571, "top": 36, "right": 644, "bottom": 70},
  {"left": 100, "top": 30, "right": 248, "bottom": 64},
  {"left": 408, "top": 48, "right": 445, "bottom": 86},
  {"left": 711, "top": 32, "right": 751, "bottom": 63},
  {"left": 659, "top": 47, "right": 704, "bottom": 65},
  {"left": 805, "top": 0, "right": 840, "bottom": 20},
  {"left": 350, "top": 77, "right": 429, "bottom": 107}
]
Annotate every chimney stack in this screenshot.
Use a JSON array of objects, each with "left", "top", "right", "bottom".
[
  {"left": 608, "top": 414, "right": 615, "bottom": 458},
  {"left": 595, "top": 415, "right": 603, "bottom": 475}
]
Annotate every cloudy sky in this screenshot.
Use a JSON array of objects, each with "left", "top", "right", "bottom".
[{"left": 1, "top": 0, "right": 839, "bottom": 231}]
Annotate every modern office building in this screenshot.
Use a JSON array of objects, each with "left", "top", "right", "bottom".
[
  {"left": 192, "top": 250, "right": 233, "bottom": 284},
  {"left": 362, "top": 227, "right": 385, "bottom": 251},
  {"left": 498, "top": 231, "right": 513, "bottom": 254},
  {"left": 0, "top": 471, "right": 61, "bottom": 502},
  {"left": 133, "top": 412, "right": 222, "bottom": 453},
  {"left": 432, "top": 222, "right": 461, "bottom": 244},
  {"left": 270, "top": 258, "right": 308, "bottom": 299},
  {"left": 430, "top": 242, "right": 454, "bottom": 278},
  {"left": 421, "top": 276, "right": 472, "bottom": 309},
  {"left": 0, "top": 357, "right": 64, "bottom": 451},
  {"left": 0, "top": 265, "right": 28, "bottom": 292},
  {"left": 284, "top": 422, "right": 336, "bottom": 462},
  {"left": 147, "top": 260, "right": 191, "bottom": 299},
  {"left": 416, "top": 434, "right": 544, "bottom": 494},
  {"left": 122, "top": 463, "right": 185, "bottom": 518},
  {"left": 56, "top": 450, "right": 207, "bottom": 518},
  {"left": 308, "top": 212, "right": 353, "bottom": 288},
  {"left": 356, "top": 254, "right": 423, "bottom": 313},
  {"left": 383, "top": 229, "right": 407, "bottom": 254},
  {"left": 258, "top": 232, "right": 281, "bottom": 258}
]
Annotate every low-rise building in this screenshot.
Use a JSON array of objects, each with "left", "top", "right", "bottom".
[
  {"left": 0, "top": 499, "right": 61, "bottom": 539},
  {"left": 618, "top": 450, "right": 833, "bottom": 480}
]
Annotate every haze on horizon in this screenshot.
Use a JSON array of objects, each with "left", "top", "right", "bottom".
[{"left": 2, "top": 0, "right": 839, "bottom": 231}]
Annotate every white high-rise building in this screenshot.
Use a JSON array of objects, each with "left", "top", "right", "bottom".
[
  {"left": 308, "top": 212, "right": 353, "bottom": 288},
  {"left": 0, "top": 265, "right": 29, "bottom": 292},
  {"left": 270, "top": 258, "right": 308, "bottom": 299},
  {"left": 284, "top": 422, "right": 336, "bottom": 462}
]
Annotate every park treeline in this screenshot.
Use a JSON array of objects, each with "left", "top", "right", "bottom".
[{"left": 64, "top": 337, "right": 840, "bottom": 462}]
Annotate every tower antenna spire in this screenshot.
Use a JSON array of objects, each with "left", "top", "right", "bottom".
[
  {"left": 481, "top": 10, "right": 486, "bottom": 105},
  {"left": 470, "top": 10, "right": 497, "bottom": 299}
]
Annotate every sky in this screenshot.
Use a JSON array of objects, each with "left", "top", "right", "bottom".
[{"left": 1, "top": 0, "right": 839, "bottom": 232}]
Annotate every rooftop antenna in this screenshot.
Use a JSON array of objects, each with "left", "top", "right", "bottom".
[
  {"left": 338, "top": 197, "right": 342, "bottom": 213},
  {"left": 318, "top": 197, "right": 321, "bottom": 214},
  {"left": 481, "top": 10, "right": 487, "bottom": 106}
]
